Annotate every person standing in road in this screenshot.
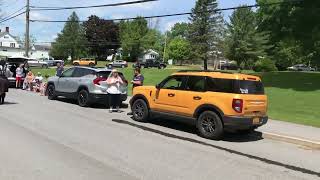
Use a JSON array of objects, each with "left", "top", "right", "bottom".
[
  {"left": 15, "top": 64, "right": 24, "bottom": 88},
  {"left": 127, "top": 68, "right": 144, "bottom": 116},
  {"left": 56, "top": 62, "right": 64, "bottom": 77},
  {"left": 131, "top": 68, "right": 144, "bottom": 89},
  {"left": 106, "top": 69, "right": 124, "bottom": 113}
]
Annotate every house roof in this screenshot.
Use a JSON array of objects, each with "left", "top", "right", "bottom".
[
  {"left": 33, "top": 44, "right": 51, "bottom": 51},
  {"left": 144, "top": 49, "right": 159, "bottom": 55}
]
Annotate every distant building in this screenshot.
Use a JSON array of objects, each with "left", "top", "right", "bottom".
[
  {"left": 138, "top": 49, "right": 159, "bottom": 62},
  {"left": 0, "top": 27, "right": 51, "bottom": 59}
]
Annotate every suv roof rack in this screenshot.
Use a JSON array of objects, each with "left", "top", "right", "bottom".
[{"left": 177, "top": 70, "right": 235, "bottom": 74}]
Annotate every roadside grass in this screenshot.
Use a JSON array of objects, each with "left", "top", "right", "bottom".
[{"left": 31, "top": 66, "right": 320, "bottom": 128}]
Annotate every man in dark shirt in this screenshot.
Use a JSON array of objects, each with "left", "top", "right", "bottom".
[
  {"left": 128, "top": 68, "right": 144, "bottom": 115},
  {"left": 56, "top": 62, "right": 64, "bottom": 77},
  {"left": 131, "top": 68, "right": 144, "bottom": 89}
]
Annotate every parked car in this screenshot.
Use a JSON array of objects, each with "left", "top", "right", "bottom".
[
  {"left": 133, "top": 60, "right": 167, "bottom": 69},
  {"left": 47, "top": 67, "right": 128, "bottom": 107},
  {"left": 287, "top": 64, "right": 316, "bottom": 71},
  {"left": 107, "top": 60, "right": 128, "bottom": 69},
  {"left": 6, "top": 57, "right": 29, "bottom": 87},
  {"left": 130, "top": 70, "right": 268, "bottom": 140},
  {"left": 27, "top": 59, "right": 49, "bottom": 68},
  {"left": 40, "top": 57, "right": 64, "bottom": 67},
  {"left": 220, "top": 63, "right": 239, "bottom": 70},
  {"left": 73, "top": 58, "right": 96, "bottom": 67}
]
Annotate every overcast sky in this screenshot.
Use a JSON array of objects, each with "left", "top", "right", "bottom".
[{"left": 1, "top": 0, "right": 255, "bottom": 43}]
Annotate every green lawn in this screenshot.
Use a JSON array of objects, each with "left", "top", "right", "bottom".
[{"left": 31, "top": 67, "right": 320, "bottom": 128}]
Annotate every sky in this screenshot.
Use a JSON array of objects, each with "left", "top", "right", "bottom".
[{"left": 1, "top": 0, "right": 255, "bottom": 44}]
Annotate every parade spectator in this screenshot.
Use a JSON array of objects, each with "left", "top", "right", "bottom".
[
  {"left": 24, "top": 71, "right": 35, "bottom": 91},
  {"left": 56, "top": 62, "right": 64, "bottom": 76},
  {"left": 15, "top": 64, "right": 24, "bottom": 88},
  {"left": 131, "top": 68, "right": 144, "bottom": 89},
  {"left": 106, "top": 69, "right": 124, "bottom": 113}
]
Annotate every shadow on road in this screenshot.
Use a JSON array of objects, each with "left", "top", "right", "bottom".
[
  {"left": 1, "top": 102, "right": 18, "bottom": 105},
  {"left": 55, "top": 97, "right": 129, "bottom": 109},
  {"left": 126, "top": 116, "right": 263, "bottom": 143}
]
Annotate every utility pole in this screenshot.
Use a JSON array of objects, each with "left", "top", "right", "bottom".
[
  {"left": 25, "top": 0, "right": 30, "bottom": 57},
  {"left": 163, "top": 32, "right": 167, "bottom": 62}
]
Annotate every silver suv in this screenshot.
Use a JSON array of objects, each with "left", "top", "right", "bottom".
[{"left": 47, "top": 67, "right": 128, "bottom": 107}]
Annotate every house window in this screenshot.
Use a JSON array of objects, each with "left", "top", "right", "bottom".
[
  {"left": 10, "top": 43, "right": 15, "bottom": 48},
  {"left": 4, "top": 36, "right": 9, "bottom": 39},
  {"left": 3, "top": 49, "right": 7, "bottom": 51}
]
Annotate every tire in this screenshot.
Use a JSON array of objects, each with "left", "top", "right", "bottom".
[
  {"left": 74, "top": 63, "right": 80, "bottom": 66},
  {"left": 108, "top": 65, "right": 113, "bottom": 69},
  {"left": 197, "top": 111, "right": 224, "bottom": 140},
  {"left": 42, "top": 64, "right": 48, "bottom": 69},
  {"left": 121, "top": 65, "right": 125, "bottom": 68},
  {"left": 132, "top": 99, "right": 149, "bottom": 122},
  {"left": 89, "top": 63, "right": 95, "bottom": 67},
  {"left": 159, "top": 65, "right": 164, "bottom": 69},
  {"left": 78, "top": 89, "right": 90, "bottom": 107},
  {"left": 140, "top": 65, "right": 145, "bottom": 69},
  {"left": 47, "top": 84, "right": 57, "bottom": 100}
]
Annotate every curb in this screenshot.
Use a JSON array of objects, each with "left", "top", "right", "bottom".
[{"left": 261, "top": 132, "right": 320, "bottom": 149}]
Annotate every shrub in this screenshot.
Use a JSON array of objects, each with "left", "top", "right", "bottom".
[{"left": 253, "top": 58, "right": 278, "bottom": 72}]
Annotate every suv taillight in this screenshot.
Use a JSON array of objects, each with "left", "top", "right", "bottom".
[
  {"left": 232, "top": 99, "right": 243, "bottom": 113},
  {"left": 93, "top": 77, "right": 106, "bottom": 85}
]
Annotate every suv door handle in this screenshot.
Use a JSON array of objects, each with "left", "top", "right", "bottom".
[
  {"left": 168, "top": 93, "right": 175, "bottom": 97},
  {"left": 193, "top": 96, "right": 202, "bottom": 100}
]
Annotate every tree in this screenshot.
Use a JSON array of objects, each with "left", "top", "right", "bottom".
[
  {"left": 256, "top": 0, "right": 320, "bottom": 68},
  {"left": 188, "top": 0, "right": 223, "bottom": 70},
  {"left": 168, "top": 22, "right": 189, "bottom": 40},
  {"left": 50, "top": 12, "right": 87, "bottom": 61},
  {"left": 225, "top": 7, "right": 272, "bottom": 68},
  {"left": 119, "top": 17, "right": 149, "bottom": 61},
  {"left": 83, "top": 15, "right": 120, "bottom": 60},
  {"left": 168, "top": 37, "right": 191, "bottom": 65}
]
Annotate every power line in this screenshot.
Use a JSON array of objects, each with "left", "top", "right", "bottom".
[
  {"left": 0, "top": 11, "right": 26, "bottom": 24},
  {"left": 0, "top": 6, "right": 26, "bottom": 23},
  {"left": 30, "top": 0, "right": 304, "bottom": 23},
  {"left": 30, "top": 0, "right": 158, "bottom": 11}
]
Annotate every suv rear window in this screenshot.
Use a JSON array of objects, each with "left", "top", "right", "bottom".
[
  {"left": 96, "top": 71, "right": 124, "bottom": 78},
  {"left": 237, "top": 80, "right": 264, "bottom": 95},
  {"left": 206, "top": 77, "right": 264, "bottom": 95}
]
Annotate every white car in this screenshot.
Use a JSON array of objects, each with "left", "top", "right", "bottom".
[
  {"left": 287, "top": 64, "right": 316, "bottom": 72},
  {"left": 28, "top": 59, "right": 49, "bottom": 69}
]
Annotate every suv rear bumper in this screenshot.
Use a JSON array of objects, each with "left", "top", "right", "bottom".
[
  {"left": 223, "top": 115, "right": 268, "bottom": 130},
  {"left": 89, "top": 93, "right": 127, "bottom": 103}
]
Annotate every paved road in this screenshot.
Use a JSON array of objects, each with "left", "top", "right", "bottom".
[{"left": 0, "top": 89, "right": 319, "bottom": 180}]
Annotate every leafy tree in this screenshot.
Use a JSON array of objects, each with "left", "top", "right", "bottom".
[
  {"left": 168, "top": 37, "right": 191, "bottom": 65},
  {"left": 257, "top": 0, "right": 320, "bottom": 68},
  {"left": 143, "top": 29, "right": 165, "bottom": 59},
  {"left": 168, "top": 22, "right": 189, "bottom": 40},
  {"left": 188, "top": 0, "right": 223, "bottom": 70},
  {"left": 50, "top": 12, "right": 87, "bottom": 61},
  {"left": 119, "top": 17, "right": 149, "bottom": 61},
  {"left": 83, "top": 15, "right": 120, "bottom": 60},
  {"left": 225, "top": 6, "right": 272, "bottom": 69}
]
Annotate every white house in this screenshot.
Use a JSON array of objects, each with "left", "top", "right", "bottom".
[
  {"left": 0, "top": 27, "right": 24, "bottom": 57},
  {"left": 138, "top": 49, "right": 159, "bottom": 62},
  {"left": 0, "top": 27, "right": 51, "bottom": 59}
]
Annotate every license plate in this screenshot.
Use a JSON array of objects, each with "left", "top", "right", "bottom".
[{"left": 253, "top": 117, "right": 260, "bottom": 125}]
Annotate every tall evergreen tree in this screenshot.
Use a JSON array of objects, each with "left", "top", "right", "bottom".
[
  {"left": 50, "top": 12, "right": 87, "bottom": 60},
  {"left": 225, "top": 7, "right": 271, "bottom": 68},
  {"left": 188, "top": 0, "right": 223, "bottom": 70}
]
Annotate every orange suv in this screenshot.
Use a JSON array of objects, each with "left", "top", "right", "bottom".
[
  {"left": 130, "top": 70, "right": 268, "bottom": 140},
  {"left": 73, "top": 58, "right": 96, "bottom": 67}
]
